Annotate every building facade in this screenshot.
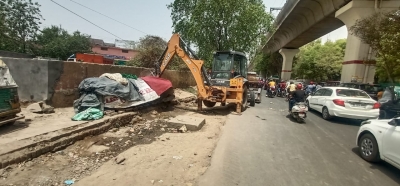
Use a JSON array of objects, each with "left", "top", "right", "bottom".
[{"left": 90, "top": 38, "right": 139, "bottom": 60}]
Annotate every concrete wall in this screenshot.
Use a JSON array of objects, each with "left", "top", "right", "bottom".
[
  {"left": 0, "top": 50, "right": 34, "bottom": 58},
  {"left": 1, "top": 58, "right": 64, "bottom": 102},
  {"left": 0, "top": 58, "right": 196, "bottom": 107}
]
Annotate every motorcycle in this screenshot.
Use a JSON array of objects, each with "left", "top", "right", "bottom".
[
  {"left": 291, "top": 102, "right": 308, "bottom": 123},
  {"left": 267, "top": 86, "right": 276, "bottom": 98},
  {"left": 277, "top": 88, "right": 286, "bottom": 97}
]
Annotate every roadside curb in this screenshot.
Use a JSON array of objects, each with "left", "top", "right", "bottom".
[{"left": 0, "top": 113, "right": 137, "bottom": 169}]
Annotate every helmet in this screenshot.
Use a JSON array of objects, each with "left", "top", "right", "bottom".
[{"left": 296, "top": 84, "right": 303, "bottom": 90}]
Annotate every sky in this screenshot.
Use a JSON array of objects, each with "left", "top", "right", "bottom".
[{"left": 36, "top": 0, "right": 348, "bottom": 44}]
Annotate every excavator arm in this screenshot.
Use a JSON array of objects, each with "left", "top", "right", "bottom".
[{"left": 155, "top": 33, "right": 211, "bottom": 99}]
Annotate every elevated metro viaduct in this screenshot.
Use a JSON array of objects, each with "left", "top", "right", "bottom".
[{"left": 263, "top": 0, "right": 400, "bottom": 83}]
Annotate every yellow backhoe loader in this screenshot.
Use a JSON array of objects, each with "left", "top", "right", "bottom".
[{"left": 156, "top": 33, "right": 255, "bottom": 113}]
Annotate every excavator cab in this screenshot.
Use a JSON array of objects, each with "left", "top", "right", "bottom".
[{"left": 210, "top": 51, "right": 248, "bottom": 87}]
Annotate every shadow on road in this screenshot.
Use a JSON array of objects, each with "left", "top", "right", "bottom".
[
  {"left": 351, "top": 147, "right": 400, "bottom": 184},
  {"left": 285, "top": 114, "right": 305, "bottom": 124},
  {"left": 308, "top": 110, "right": 362, "bottom": 126},
  {"left": 0, "top": 121, "right": 29, "bottom": 137}
]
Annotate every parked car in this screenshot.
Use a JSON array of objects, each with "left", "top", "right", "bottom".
[
  {"left": 306, "top": 87, "right": 380, "bottom": 120},
  {"left": 378, "top": 86, "right": 400, "bottom": 119},
  {"left": 356, "top": 117, "right": 400, "bottom": 169},
  {"left": 325, "top": 81, "right": 341, "bottom": 87},
  {"left": 339, "top": 83, "right": 383, "bottom": 100}
]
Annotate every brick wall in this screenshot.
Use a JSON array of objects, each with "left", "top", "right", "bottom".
[{"left": 51, "top": 62, "right": 196, "bottom": 107}]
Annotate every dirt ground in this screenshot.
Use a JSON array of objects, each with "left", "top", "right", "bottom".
[{"left": 0, "top": 89, "right": 230, "bottom": 186}]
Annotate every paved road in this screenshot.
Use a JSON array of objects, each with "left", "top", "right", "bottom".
[{"left": 198, "top": 94, "right": 400, "bottom": 186}]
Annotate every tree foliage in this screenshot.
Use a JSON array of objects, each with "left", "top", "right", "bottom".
[
  {"left": 34, "top": 26, "right": 92, "bottom": 60},
  {"left": 350, "top": 10, "right": 400, "bottom": 83},
  {"left": 292, "top": 39, "right": 346, "bottom": 82},
  {"left": 167, "top": 0, "right": 273, "bottom": 67},
  {"left": 254, "top": 51, "right": 282, "bottom": 78},
  {"left": 128, "top": 35, "right": 186, "bottom": 70},
  {"left": 0, "top": 0, "right": 42, "bottom": 53}
]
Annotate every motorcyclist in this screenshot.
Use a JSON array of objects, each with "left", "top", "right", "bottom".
[
  {"left": 287, "top": 82, "right": 296, "bottom": 94},
  {"left": 268, "top": 79, "right": 276, "bottom": 88},
  {"left": 305, "top": 81, "right": 316, "bottom": 95},
  {"left": 315, "top": 83, "right": 322, "bottom": 91},
  {"left": 289, "top": 84, "right": 307, "bottom": 112},
  {"left": 265, "top": 79, "right": 275, "bottom": 96},
  {"left": 279, "top": 80, "right": 286, "bottom": 91}
]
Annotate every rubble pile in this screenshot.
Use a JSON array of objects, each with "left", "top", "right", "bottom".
[{"left": 0, "top": 109, "right": 192, "bottom": 186}]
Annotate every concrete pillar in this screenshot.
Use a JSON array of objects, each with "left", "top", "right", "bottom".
[
  {"left": 279, "top": 48, "right": 299, "bottom": 81},
  {"left": 335, "top": 0, "right": 400, "bottom": 83}
]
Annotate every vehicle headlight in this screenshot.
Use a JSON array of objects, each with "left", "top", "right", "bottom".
[{"left": 361, "top": 120, "right": 371, "bottom": 126}]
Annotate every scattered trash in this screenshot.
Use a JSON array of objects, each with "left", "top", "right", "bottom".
[
  {"left": 26, "top": 102, "right": 55, "bottom": 114},
  {"left": 172, "top": 155, "right": 183, "bottom": 160},
  {"left": 64, "top": 179, "right": 75, "bottom": 185},
  {"left": 151, "top": 180, "right": 155, "bottom": 184},
  {"left": 158, "top": 180, "right": 163, "bottom": 183},
  {"left": 178, "top": 125, "right": 187, "bottom": 133},
  {"left": 115, "top": 156, "right": 126, "bottom": 164},
  {"left": 71, "top": 107, "right": 104, "bottom": 121}
]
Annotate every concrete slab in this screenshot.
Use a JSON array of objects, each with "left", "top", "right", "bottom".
[
  {"left": 167, "top": 115, "right": 205, "bottom": 131},
  {"left": 0, "top": 107, "right": 138, "bottom": 168}
]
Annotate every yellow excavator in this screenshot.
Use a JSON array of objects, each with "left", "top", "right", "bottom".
[{"left": 155, "top": 33, "right": 254, "bottom": 113}]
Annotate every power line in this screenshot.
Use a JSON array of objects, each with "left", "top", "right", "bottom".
[
  {"left": 70, "top": 0, "right": 148, "bottom": 35},
  {"left": 50, "top": 0, "right": 123, "bottom": 40}
]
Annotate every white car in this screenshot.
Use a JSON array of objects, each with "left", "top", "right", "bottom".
[
  {"left": 306, "top": 87, "right": 380, "bottom": 120},
  {"left": 356, "top": 118, "right": 400, "bottom": 169}
]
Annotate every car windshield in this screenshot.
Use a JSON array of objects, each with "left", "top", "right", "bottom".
[
  {"left": 213, "top": 54, "right": 232, "bottom": 71},
  {"left": 335, "top": 89, "right": 370, "bottom": 98},
  {"left": 212, "top": 72, "right": 230, "bottom": 79},
  {"left": 360, "top": 84, "right": 381, "bottom": 92},
  {"left": 340, "top": 83, "right": 358, "bottom": 88}
]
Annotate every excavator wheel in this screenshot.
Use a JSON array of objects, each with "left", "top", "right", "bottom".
[
  {"left": 241, "top": 86, "right": 249, "bottom": 112},
  {"left": 203, "top": 100, "right": 217, "bottom": 108}
]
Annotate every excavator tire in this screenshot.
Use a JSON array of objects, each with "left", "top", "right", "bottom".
[
  {"left": 203, "top": 100, "right": 217, "bottom": 108},
  {"left": 241, "top": 86, "right": 249, "bottom": 112}
]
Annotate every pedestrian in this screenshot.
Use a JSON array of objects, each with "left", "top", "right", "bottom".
[{"left": 377, "top": 88, "right": 384, "bottom": 100}]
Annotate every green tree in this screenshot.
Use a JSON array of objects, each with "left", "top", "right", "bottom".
[
  {"left": 292, "top": 39, "right": 346, "bottom": 82},
  {"left": 128, "top": 35, "right": 185, "bottom": 70},
  {"left": 34, "top": 25, "right": 91, "bottom": 60},
  {"left": 0, "top": 0, "right": 42, "bottom": 53},
  {"left": 167, "top": 0, "right": 273, "bottom": 67},
  {"left": 350, "top": 10, "right": 400, "bottom": 83},
  {"left": 254, "top": 51, "right": 282, "bottom": 78}
]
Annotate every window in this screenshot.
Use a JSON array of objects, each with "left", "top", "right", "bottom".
[
  {"left": 323, "top": 89, "right": 333, "bottom": 96},
  {"left": 335, "top": 89, "right": 370, "bottom": 98},
  {"left": 122, "top": 49, "right": 129, "bottom": 53},
  {"left": 100, "top": 47, "right": 108, "bottom": 51},
  {"left": 314, "top": 89, "right": 326, "bottom": 96}
]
